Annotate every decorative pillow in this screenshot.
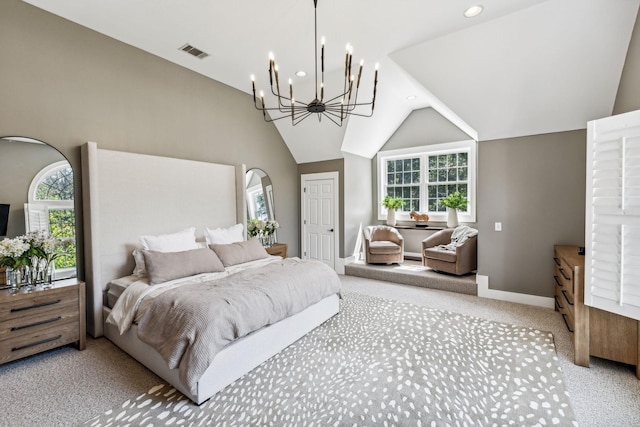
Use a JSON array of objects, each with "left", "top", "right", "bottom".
[
  {"left": 210, "top": 238, "right": 269, "bottom": 267},
  {"left": 132, "top": 249, "right": 147, "bottom": 276},
  {"left": 204, "top": 223, "right": 244, "bottom": 245},
  {"left": 139, "top": 227, "right": 199, "bottom": 252},
  {"left": 143, "top": 248, "right": 225, "bottom": 285},
  {"left": 132, "top": 241, "right": 207, "bottom": 277}
]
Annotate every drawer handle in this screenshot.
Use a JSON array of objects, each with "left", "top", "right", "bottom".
[
  {"left": 553, "top": 257, "right": 560, "bottom": 266},
  {"left": 10, "top": 299, "right": 61, "bottom": 313},
  {"left": 562, "top": 290, "right": 574, "bottom": 306},
  {"left": 561, "top": 313, "right": 574, "bottom": 333},
  {"left": 553, "top": 276, "right": 563, "bottom": 287},
  {"left": 558, "top": 268, "right": 570, "bottom": 281},
  {"left": 554, "top": 295, "right": 564, "bottom": 310},
  {"left": 12, "top": 335, "right": 62, "bottom": 352},
  {"left": 11, "top": 316, "right": 62, "bottom": 331}
]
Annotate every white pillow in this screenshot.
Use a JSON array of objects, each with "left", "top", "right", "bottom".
[
  {"left": 204, "top": 223, "right": 244, "bottom": 245},
  {"left": 139, "top": 227, "right": 199, "bottom": 252}
]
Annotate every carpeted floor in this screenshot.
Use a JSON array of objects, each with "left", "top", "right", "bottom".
[
  {"left": 1, "top": 275, "right": 639, "bottom": 426},
  {"left": 83, "top": 292, "right": 576, "bottom": 426}
]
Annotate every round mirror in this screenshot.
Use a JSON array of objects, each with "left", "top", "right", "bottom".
[
  {"left": 246, "top": 168, "right": 275, "bottom": 222},
  {"left": 0, "top": 136, "right": 77, "bottom": 279}
]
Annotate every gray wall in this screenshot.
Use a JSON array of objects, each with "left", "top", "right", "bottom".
[
  {"left": 0, "top": 140, "right": 67, "bottom": 237},
  {"left": 343, "top": 153, "right": 373, "bottom": 258},
  {"left": 380, "top": 108, "right": 471, "bottom": 152},
  {"left": 0, "top": 0, "right": 298, "bottom": 274},
  {"left": 477, "top": 131, "right": 586, "bottom": 296},
  {"left": 614, "top": 7, "right": 640, "bottom": 115}
]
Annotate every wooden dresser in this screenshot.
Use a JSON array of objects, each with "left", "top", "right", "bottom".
[
  {"left": 0, "top": 279, "right": 86, "bottom": 364},
  {"left": 554, "top": 245, "right": 640, "bottom": 377},
  {"left": 266, "top": 243, "right": 288, "bottom": 258}
]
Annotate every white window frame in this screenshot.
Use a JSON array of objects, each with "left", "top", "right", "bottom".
[{"left": 377, "top": 140, "right": 477, "bottom": 223}]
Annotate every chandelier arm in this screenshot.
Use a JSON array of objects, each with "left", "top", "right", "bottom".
[
  {"left": 293, "top": 111, "right": 315, "bottom": 126},
  {"left": 318, "top": 111, "right": 344, "bottom": 127}
]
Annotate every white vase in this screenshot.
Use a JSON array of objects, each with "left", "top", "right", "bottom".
[
  {"left": 446, "top": 208, "right": 458, "bottom": 228},
  {"left": 386, "top": 209, "right": 396, "bottom": 226}
]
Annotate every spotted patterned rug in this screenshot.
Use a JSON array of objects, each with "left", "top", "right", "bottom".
[{"left": 83, "top": 292, "right": 577, "bottom": 426}]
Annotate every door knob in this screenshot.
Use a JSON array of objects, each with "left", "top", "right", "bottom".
[{"left": 328, "top": 229, "right": 334, "bottom": 232}]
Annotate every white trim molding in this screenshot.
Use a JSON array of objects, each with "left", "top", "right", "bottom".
[{"left": 476, "top": 275, "right": 554, "bottom": 309}]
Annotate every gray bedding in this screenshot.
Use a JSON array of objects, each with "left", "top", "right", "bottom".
[{"left": 136, "top": 258, "right": 341, "bottom": 395}]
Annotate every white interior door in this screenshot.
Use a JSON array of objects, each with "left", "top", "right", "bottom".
[{"left": 301, "top": 172, "right": 338, "bottom": 269}]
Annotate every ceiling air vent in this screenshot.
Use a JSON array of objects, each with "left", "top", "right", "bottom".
[{"left": 179, "top": 43, "right": 210, "bottom": 59}]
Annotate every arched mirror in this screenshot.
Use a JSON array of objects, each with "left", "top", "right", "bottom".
[
  {"left": 246, "top": 168, "right": 275, "bottom": 222},
  {"left": 0, "top": 136, "right": 77, "bottom": 280}
]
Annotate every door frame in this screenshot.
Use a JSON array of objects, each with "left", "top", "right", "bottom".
[{"left": 300, "top": 171, "right": 340, "bottom": 270}]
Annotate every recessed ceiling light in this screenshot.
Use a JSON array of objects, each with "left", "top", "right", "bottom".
[
  {"left": 295, "top": 70, "right": 307, "bottom": 77},
  {"left": 464, "top": 5, "right": 483, "bottom": 18},
  {"left": 406, "top": 95, "right": 416, "bottom": 100}
]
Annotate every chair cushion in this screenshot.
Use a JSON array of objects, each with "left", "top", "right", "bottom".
[
  {"left": 423, "top": 247, "right": 457, "bottom": 263},
  {"left": 368, "top": 241, "right": 402, "bottom": 255}
]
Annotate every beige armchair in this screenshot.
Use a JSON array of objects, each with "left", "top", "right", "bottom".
[
  {"left": 422, "top": 228, "right": 477, "bottom": 275},
  {"left": 363, "top": 225, "right": 404, "bottom": 264}
]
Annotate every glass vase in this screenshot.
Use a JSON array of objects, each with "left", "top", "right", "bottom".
[{"left": 42, "top": 261, "right": 54, "bottom": 289}]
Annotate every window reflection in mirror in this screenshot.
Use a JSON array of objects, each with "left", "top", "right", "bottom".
[
  {"left": 0, "top": 137, "right": 77, "bottom": 279},
  {"left": 246, "top": 168, "right": 275, "bottom": 222}
]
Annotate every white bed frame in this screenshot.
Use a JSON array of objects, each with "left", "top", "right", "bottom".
[{"left": 81, "top": 142, "right": 339, "bottom": 404}]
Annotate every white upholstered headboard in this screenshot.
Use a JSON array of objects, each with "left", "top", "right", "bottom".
[{"left": 81, "top": 142, "right": 246, "bottom": 337}]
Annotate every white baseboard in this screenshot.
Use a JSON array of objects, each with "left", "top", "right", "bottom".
[
  {"left": 336, "top": 255, "right": 356, "bottom": 275},
  {"left": 476, "top": 275, "right": 554, "bottom": 309}
]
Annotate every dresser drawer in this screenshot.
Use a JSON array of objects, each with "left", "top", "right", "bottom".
[
  {"left": 0, "top": 286, "right": 78, "bottom": 323},
  {"left": 0, "top": 317, "right": 80, "bottom": 364},
  {"left": 554, "top": 260, "right": 574, "bottom": 298}
]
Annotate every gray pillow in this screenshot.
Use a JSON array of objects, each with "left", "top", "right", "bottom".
[
  {"left": 210, "top": 238, "right": 269, "bottom": 267},
  {"left": 143, "top": 248, "right": 225, "bottom": 285}
]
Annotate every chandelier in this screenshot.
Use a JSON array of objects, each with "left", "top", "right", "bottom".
[{"left": 251, "top": 0, "right": 378, "bottom": 126}]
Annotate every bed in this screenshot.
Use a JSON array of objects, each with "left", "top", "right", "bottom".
[{"left": 81, "top": 142, "right": 340, "bottom": 404}]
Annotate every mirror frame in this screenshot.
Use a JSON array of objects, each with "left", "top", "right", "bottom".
[{"left": 0, "top": 136, "right": 79, "bottom": 279}]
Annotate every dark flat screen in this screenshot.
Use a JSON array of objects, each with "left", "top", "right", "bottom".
[{"left": 0, "top": 204, "right": 9, "bottom": 236}]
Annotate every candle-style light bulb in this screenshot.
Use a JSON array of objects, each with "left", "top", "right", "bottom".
[
  {"left": 260, "top": 91, "right": 266, "bottom": 118},
  {"left": 268, "top": 53, "right": 274, "bottom": 86},
  {"left": 251, "top": 75, "right": 257, "bottom": 102},
  {"left": 356, "top": 60, "right": 363, "bottom": 88}
]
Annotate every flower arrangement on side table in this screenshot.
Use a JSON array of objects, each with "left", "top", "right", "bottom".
[
  {"left": 247, "top": 218, "right": 280, "bottom": 247},
  {"left": 0, "top": 231, "right": 73, "bottom": 291}
]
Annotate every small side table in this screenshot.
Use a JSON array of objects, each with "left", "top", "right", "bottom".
[{"left": 266, "top": 243, "right": 288, "bottom": 258}]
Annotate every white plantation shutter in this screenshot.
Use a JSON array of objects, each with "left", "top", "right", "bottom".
[
  {"left": 24, "top": 203, "right": 49, "bottom": 233},
  {"left": 586, "top": 109, "right": 640, "bottom": 321}
]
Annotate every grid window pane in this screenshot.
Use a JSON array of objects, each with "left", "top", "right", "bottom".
[
  {"left": 382, "top": 148, "right": 471, "bottom": 218},
  {"left": 459, "top": 167, "right": 468, "bottom": 181},
  {"left": 429, "top": 156, "right": 438, "bottom": 168}
]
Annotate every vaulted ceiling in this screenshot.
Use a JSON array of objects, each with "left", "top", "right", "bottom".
[{"left": 22, "top": 0, "right": 639, "bottom": 163}]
